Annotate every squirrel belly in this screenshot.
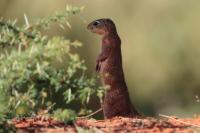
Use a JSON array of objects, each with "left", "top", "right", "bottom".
[{"left": 99, "top": 41, "right": 139, "bottom": 118}]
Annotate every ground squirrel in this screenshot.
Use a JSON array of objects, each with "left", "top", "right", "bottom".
[{"left": 87, "top": 18, "right": 139, "bottom": 119}]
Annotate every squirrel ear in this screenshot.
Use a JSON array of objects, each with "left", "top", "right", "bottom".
[
  {"left": 105, "top": 18, "right": 113, "bottom": 22},
  {"left": 105, "top": 18, "right": 115, "bottom": 26}
]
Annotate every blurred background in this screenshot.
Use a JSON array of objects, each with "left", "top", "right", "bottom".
[{"left": 1, "top": 0, "right": 200, "bottom": 117}]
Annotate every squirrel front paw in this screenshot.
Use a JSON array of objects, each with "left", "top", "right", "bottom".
[{"left": 96, "top": 62, "right": 101, "bottom": 72}]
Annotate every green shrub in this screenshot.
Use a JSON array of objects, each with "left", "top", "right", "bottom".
[{"left": 0, "top": 5, "right": 104, "bottom": 126}]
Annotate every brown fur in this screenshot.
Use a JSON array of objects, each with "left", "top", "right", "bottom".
[{"left": 87, "top": 18, "right": 139, "bottom": 119}]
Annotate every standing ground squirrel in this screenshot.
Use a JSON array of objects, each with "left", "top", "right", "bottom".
[{"left": 87, "top": 18, "right": 139, "bottom": 119}]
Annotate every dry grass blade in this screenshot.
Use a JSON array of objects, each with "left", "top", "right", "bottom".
[
  {"left": 77, "top": 108, "right": 103, "bottom": 119},
  {"left": 159, "top": 114, "right": 200, "bottom": 128}
]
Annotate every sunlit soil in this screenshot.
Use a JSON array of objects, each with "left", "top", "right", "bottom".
[{"left": 13, "top": 116, "right": 200, "bottom": 133}]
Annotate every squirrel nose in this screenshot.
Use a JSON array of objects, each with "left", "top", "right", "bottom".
[
  {"left": 87, "top": 25, "right": 91, "bottom": 30},
  {"left": 87, "top": 24, "right": 94, "bottom": 30}
]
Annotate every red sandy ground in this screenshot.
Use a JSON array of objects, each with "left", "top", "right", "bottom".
[{"left": 12, "top": 116, "right": 200, "bottom": 133}]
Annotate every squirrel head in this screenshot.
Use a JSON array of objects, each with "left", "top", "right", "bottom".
[{"left": 87, "top": 18, "right": 117, "bottom": 36}]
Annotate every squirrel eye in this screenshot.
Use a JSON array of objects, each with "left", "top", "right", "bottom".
[{"left": 93, "top": 21, "right": 100, "bottom": 26}]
